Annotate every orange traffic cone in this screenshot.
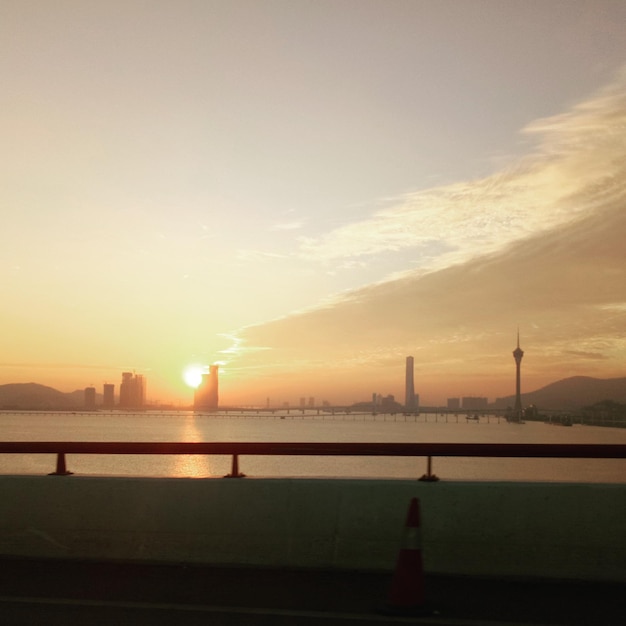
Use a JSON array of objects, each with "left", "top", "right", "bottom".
[{"left": 383, "top": 497, "right": 431, "bottom": 616}]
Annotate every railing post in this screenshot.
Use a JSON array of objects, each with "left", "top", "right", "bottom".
[
  {"left": 224, "top": 454, "right": 245, "bottom": 478},
  {"left": 418, "top": 455, "right": 439, "bottom": 482},
  {"left": 48, "top": 452, "right": 73, "bottom": 476}
]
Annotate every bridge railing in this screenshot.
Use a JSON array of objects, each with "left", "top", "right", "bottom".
[{"left": 0, "top": 441, "right": 625, "bottom": 480}]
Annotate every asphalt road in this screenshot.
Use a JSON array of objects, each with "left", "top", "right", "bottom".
[{"left": 0, "top": 557, "right": 623, "bottom": 625}]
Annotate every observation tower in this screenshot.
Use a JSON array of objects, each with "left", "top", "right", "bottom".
[{"left": 513, "top": 332, "right": 524, "bottom": 420}]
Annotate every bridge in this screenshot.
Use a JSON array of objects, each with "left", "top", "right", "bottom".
[{"left": 1, "top": 441, "right": 624, "bottom": 624}]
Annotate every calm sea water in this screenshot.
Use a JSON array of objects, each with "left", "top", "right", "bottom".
[{"left": 1, "top": 410, "right": 624, "bottom": 482}]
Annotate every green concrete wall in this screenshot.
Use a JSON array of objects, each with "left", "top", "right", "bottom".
[{"left": 0, "top": 476, "right": 623, "bottom": 581}]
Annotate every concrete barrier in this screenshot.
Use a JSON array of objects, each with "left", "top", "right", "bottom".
[{"left": 0, "top": 476, "right": 624, "bottom": 581}]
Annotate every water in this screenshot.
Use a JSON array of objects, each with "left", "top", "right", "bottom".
[{"left": 1, "top": 410, "right": 624, "bottom": 482}]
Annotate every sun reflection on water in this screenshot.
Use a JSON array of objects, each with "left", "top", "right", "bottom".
[{"left": 170, "top": 415, "right": 212, "bottom": 478}]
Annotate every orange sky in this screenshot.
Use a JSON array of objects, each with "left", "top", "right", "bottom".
[{"left": 2, "top": 2, "right": 626, "bottom": 407}]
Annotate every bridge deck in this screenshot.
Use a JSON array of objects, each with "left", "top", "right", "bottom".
[{"left": 0, "top": 556, "right": 622, "bottom": 625}]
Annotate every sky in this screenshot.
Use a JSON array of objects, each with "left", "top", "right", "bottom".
[{"left": 1, "top": 0, "right": 626, "bottom": 407}]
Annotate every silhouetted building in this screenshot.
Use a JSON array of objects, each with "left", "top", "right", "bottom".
[
  {"left": 102, "top": 383, "right": 115, "bottom": 409},
  {"left": 447, "top": 397, "right": 461, "bottom": 410},
  {"left": 462, "top": 396, "right": 488, "bottom": 410},
  {"left": 357, "top": 394, "right": 404, "bottom": 413},
  {"left": 405, "top": 356, "right": 416, "bottom": 409},
  {"left": 194, "top": 365, "right": 219, "bottom": 411},
  {"left": 513, "top": 331, "right": 524, "bottom": 419},
  {"left": 119, "top": 372, "right": 146, "bottom": 409},
  {"left": 84, "top": 386, "right": 96, "bottom": 410},
  {"left": 381, "top": 394, "right": 396, "bottom": 408}
]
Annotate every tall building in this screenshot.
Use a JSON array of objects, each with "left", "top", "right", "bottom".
[
  {"left": 405, "top": 356, "right": 416, "bottom": 410},
  {"left": 462, "top": 396, "right": 488, "bottom": 410},
  {"left": 513, "top": 331, "right": 524, "bottom": 419},
  {"left": 380, "top": 394, "right": 396, "bottom": 408},
  {"left": 194, "top": 365, "right": 219, "bottom": 411},
  {"left": 447, "top": 397, "right": 461, "bottom": 410},
  {"left": 102, "top": 383, "right": 115, "bottom": 409},
  {"left": 119, "top": 372, "right": 146, "bottom": 409},
  {"left": 84, "top": 386, "right": 96, "bottom": 410}
]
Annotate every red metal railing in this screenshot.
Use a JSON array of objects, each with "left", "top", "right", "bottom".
[{"left": 1, "top": 441, "right": 625, "bottom": 480}]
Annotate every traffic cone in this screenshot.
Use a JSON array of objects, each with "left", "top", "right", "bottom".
[{"left": 382, "top": 497, "right": 431, "bottom": 616}]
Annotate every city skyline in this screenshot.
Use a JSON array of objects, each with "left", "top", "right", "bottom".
[
  {"left": 16, "top": 341, "right": 625, "bottom": 411},
  {"left": 2, "top": 2, "right": 626, "bottom": 407}
]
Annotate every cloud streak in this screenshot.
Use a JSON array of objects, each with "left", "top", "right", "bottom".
[
  {"left": 231, "top": 71, "right": 626, "bottom": 403},
  {"left": 270, "top": 220, "right": 305, "bottom": 231},
  {"left": 297, "top": 71, "right": 626, "bottom": 279}
]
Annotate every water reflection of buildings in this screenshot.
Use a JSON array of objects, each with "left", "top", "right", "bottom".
[
  {"left": 119, "top": 372, "right": 146, "bottom": 409},
  {"left": 194, "top": 365, "right": 219, "bottom": 411}
]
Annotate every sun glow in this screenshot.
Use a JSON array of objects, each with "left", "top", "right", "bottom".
[{"left": 183, "top": 365, "right": 205, "bottom": 388}]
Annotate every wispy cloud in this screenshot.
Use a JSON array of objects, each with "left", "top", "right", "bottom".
[
  {"left": 236, "top": 249, "right": 287, "bottom": 262},
  {"left": 298, "top": 71, "right": 626, "bottom": 278},
  {"left": 563, "top": 350, "right": 609, "bottom": 361},
  {"left": 231, "top": 71, "right": 626, "bottom": 402},
  {"left": 270, "top": 220, "right": 305, "bottom": 231},
  {"left": 597, "top": 303, "right": 626, "bottom": 312},
  {"left": 0, "top": 362, "right": 117, "bottom": 371}
]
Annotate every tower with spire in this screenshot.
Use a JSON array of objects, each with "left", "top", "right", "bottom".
[{"left": 512, "top": 330, "right": 524, "bottom": 420}]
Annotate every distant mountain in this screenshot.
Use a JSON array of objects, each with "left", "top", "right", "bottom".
[
  {"left": 494, "top": 376, "right": 626, "bottom": 411},
  {"left": 0, "top": 383, "right": 83, "bottom": 410}
]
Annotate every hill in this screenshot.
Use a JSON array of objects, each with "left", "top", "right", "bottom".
[
  {"left": 2, "top": 376, "right": 626, "bottom": 411},
  {"left": 0, "top": 383, "right": 83, "bottom": 410},
  {"left": 494, "top": 376, "right": 626, "bottom": 411}
]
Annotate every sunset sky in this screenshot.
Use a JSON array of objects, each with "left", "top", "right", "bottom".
[{"left": 2, "top": 1, "right": 626, "bottom": 407}]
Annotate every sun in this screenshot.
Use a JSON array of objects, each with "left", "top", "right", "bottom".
[{"left": 183, "top": 365, "right": 204, "bottom": 388}]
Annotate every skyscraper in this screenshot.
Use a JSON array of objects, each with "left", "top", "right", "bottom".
[
  {"left": 194, "top": 365, "right": 219, "bottom": 411},
  {"left": 513, "top": 332, "right": 524, "bottom": 419},
  {"left": 119, "top": 372, "right": 146, "bottom": 408},
  {"left": 405, "top": 356, "right": 416, "bottom": 410},
  {"left": 103, "top": 383, "right": 115, "bottom": 409},
  {"left": 84, "top": 386, "right": 96, "bottom": 410}
]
